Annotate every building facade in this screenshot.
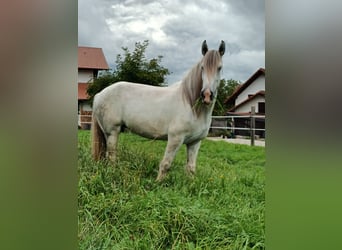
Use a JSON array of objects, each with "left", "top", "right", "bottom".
[
  {"left": 224, "top": 68, "right": 265, "bottom": 138},
  {"left": 78, "top": 46, "right": 109, "bottom": 128}
]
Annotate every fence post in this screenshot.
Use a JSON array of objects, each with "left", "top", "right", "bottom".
[{"left": 250, "top": 106, "right": 255, "bottom": 146}]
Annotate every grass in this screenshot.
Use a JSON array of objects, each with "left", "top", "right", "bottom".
[{"left": 78, "top": 130, "right": 265, "bottom": 249}]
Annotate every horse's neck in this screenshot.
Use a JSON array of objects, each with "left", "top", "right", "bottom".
[
  {"left": 194, "top": 99, "right": 216, "bottom": 121},
  {"left": 202, "top": 101, "right": 216, "bottom": 118}
]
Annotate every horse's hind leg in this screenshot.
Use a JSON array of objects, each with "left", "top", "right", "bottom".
[
  {"left": 106, "top": 126, "right": 120, "bottom": 163},
  {"left": 156, "top": 136, "right": 184, "bottom": 181},
  {"left": 186, "top": 140, "right": 201, "bottom": 176}
]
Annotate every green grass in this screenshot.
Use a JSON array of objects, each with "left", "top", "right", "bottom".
[{"left": 78, "top": 130, "right": 265, "bottom": 249}]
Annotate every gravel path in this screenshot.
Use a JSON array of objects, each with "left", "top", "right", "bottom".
[{"left": 206, "top": 137, "right": 265, "bottom": 147}]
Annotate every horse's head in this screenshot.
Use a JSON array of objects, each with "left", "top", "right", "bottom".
[{"left": 200, "top": 40, "right": 225, "bottom": 105}]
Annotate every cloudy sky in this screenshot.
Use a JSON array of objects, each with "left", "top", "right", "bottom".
[{"left": 79, "top": 0, "right": 264, "bottom": 84}]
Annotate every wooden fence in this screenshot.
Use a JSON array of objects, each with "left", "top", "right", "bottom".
[
  {"left": 78, "top": 107, "right": 265, "bottom": 146},
  {"left": 78, "top": 111, "right": 92, "bottom": 130},
  {"left": 211, "top": 107, "right": 265, "bottom": 146}
]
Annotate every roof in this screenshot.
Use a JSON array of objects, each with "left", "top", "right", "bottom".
[
  {"left": 224, "top": 68, "right": 265, "bottom": 105},
  {"left": 78, "top": 46, "right": 109, "bottom": 70},
  {"left": 78, "top": 83, "right": 89, "bottom": 100},
  {"left": 228, "top": 90, "right": 265, "bottom": 112}
]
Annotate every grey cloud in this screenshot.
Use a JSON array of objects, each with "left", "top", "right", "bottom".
[{"left": 79, "top": 0, "right": 265, "bottom": 83}]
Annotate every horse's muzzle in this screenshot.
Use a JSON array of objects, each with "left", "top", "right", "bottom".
[{"left": 201, "top": 89, "right": 214, "bottom": 105}]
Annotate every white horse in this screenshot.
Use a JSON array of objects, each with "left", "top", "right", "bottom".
[{"left": 91, "top": 40, "right": 225, "bottom": 181}]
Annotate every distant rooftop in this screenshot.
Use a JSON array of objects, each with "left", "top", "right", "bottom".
[
  {"left": 78, "top": 46, "right": 109, "bottom": 70},
  {"left": 224, "top": 68, "right": 265, "bottom": 105}
]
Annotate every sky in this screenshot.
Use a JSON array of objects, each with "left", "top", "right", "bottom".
[{"left": 79, "top": 0, "right": 265, "bottom": 85}]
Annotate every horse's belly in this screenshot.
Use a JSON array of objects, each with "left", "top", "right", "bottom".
[
  {"left": 131, "top": 128, "right": 168, "bottom": 140},
  {"left": 126, "top": 121, "right": 168, "bottom": 140}
]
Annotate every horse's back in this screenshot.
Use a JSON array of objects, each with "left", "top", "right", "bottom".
[
  {"left": 95, "top": 81, "right": 171, "bottom": 99},
  {"left": 93, "top": 81, "right": 181, "bottom": 137}
]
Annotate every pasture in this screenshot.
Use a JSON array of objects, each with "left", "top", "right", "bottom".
[{"left": 78, "top": 130, "right": 265, "bottom": 249}]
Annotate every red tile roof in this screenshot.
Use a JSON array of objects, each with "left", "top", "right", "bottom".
[
  {"left": 224, "top": 68, "right": 265, "bottom": 105},
  {"left": 78, "top": 83, "right": 89, "bottom": 100},
  {"left": 78, "top": 47, "right": 109, "bottom": 70}
]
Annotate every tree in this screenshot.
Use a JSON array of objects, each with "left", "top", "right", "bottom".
[
  {"left": 87, "top": 40, "right": 170, "bottom": 102},
  {"left": 115, "top": 40, "right": 169, "bottom": 86},
  {"left": 86, "top": 71, "right": 117, "bottom": 103},
  {"left": 213, "top": 79, "right": 240, "bottom": 116}
]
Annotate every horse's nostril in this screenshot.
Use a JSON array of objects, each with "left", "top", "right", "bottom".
[
  {"left": 201, "top": 89, "right": 212, "bottom": 104},
  {"left": 210, "top": 90, "right": 214, "bottom": 100},
  {"left": 201, "top": 90, "right": 205, "bottom": 99}
]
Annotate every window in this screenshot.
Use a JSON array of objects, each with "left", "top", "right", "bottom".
[{"left": 258, "top": 102, "right": 265, "bottom": 114}]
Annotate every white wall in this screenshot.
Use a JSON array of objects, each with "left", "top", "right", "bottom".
[
  {"left": 236, "top": 75, "right": 265, "bottom": 105},
  {"left": 78, "top": 69, "right": 94, "bottom": 83},
  {"left": 234, "top": 96, "right": 265, "bottom": 113},
  {"left": 80, "top": 102, "right": 92, "bottom": 111}
]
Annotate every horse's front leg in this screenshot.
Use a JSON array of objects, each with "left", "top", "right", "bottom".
[
  {"left": 156, "top": 136, "right": 184, "bottom": 181},
  {"left": 186, "top": 140, "right": 201, "bottom": 176},
  {"left": 106, "top": 126, "right": 120, "bottom": 163}
]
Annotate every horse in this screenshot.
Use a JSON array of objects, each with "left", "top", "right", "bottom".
[{"left": 91, "top": 40, "right": 225, "bottom": 181}]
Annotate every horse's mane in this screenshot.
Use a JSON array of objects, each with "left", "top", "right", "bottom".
[{"left": 181, "top": 50, "right": 221, "bottom": 115}]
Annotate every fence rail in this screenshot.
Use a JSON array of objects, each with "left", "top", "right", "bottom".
[
  {"left": 211, "top": 107, "right": 265, "bottom": 146},
  {"left": 78, "top": 106, "right": 265, "bottom": 146},
  {"left": 79, "top": 116, "right": 266, "bottom": 130},
  {"left": 78, "top": 114, "right": 92, "bottom": 128},
  {"left": 211, "top": 115, "right": 265, "bottom": 119},
  {"left": 210, "top": 126, "right": 265, "bottom": 131}
]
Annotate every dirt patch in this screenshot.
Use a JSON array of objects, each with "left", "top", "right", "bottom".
[{"left": 206, "top": 137, "right": 265, "bottom": 147}]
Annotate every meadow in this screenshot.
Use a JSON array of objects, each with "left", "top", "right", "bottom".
[{"left": 78, "top": 130, "right": 265, "bottom": 249}]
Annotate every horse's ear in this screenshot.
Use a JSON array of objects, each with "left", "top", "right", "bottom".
[
  {"left": 218, "top": 40, "right": 225, "bottom": 56},
  {"left": 202, "top": 40, "right": 208, "bottom": 55}
]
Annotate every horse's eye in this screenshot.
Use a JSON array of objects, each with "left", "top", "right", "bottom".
[{"left": 218, "top": 66, "right": 222, "bottom": 71}]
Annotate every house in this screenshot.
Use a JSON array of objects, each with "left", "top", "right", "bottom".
[
  {"left": 78, "top": 46, "right": 109, "bottom": 129},
  {"left": 224, "top": 68, "right": 265, "bottom": 138}
]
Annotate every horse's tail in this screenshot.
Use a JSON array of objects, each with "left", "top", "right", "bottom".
[{"left": 91, "top": 115, "right": 106, "bottom": 160}]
